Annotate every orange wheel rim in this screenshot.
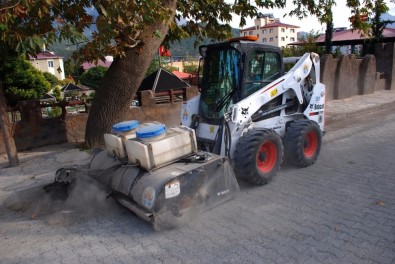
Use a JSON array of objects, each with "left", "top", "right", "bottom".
[
  {"left": 256, "top": 141, "right": 277, "bottom": 173},
  {"left": 304, "top": 131, "right": 318, "bottom": 158}
]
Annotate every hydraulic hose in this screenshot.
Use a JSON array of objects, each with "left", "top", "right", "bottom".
[{"left": 224, "top": 120, "right": 231, "bottom": 158}]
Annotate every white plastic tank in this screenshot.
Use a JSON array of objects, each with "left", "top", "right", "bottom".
[
  {"left": 125, "top": 124, "right": 197, "bottom": 170},
  {"left": 104, "top": 120, "right": 140, "bottom": 159}
]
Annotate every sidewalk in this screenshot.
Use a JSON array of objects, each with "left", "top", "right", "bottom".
[{"left": 325, "top": 89, "right": 395, "bottom": 124}]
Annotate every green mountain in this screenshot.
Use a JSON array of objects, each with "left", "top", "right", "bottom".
[
  {"left": 169, "top": 28, "right": 240, "bottom": 58},
  {"left": 49, "top": 28, "right": 240, "bottom": 60}
]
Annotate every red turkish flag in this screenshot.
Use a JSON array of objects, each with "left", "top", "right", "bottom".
[{"left": 159, "top": 46, "right": 171, "bottom": 57}]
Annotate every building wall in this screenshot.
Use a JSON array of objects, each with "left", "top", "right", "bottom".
[
  {"left": 242, "top": 25, "right": 299, "bottom": 47},
  {"left": 30, "top": 58, "right": 65, "bottom": 80}
]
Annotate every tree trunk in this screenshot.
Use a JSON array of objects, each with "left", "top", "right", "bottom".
[
  {"left": 85, "top": 0, "right": 177, "bottom": 148},
  {"left": 0, "top": 83, "right": 19, "bottom": 167}
]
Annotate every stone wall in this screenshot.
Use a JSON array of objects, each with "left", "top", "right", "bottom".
[
  {"left": 0, "top": 87, "right": 199, "bottom": 154},
  {"left": 1, "top": 101, "right": 68, "bottom": 154},
  {"left": 319, "top": 43, "right": 394, "bottom": 100},
  {"left": 320, "top": 53, "right": 388, "bottom": 100}
]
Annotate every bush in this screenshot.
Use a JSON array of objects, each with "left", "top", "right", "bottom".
[
  {"left": 162, "top": 65, "right": 178, "bottom": 72},
  {"left": 52, "top": 86, "right": 62, "bottom": 102},
  {"left": 79, "top": 66, "right": 107, "bottom": 90},
  {"left": 43, "top": 72, "right": 59, "bottom": 87},
  {"left": 47, "top": 106, "right": 62, "bottom": 118},
  {"left": 183, "top": 62, "right": 198, "bottom": 74},
  {"left": 1, "top": 56, "right": 51, "bottom": 106}
]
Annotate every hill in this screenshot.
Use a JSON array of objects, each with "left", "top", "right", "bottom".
[
  {"left": 169, "top": 28, "right": 240, "bottom": 58},
  {"left": 49, "top": 28, "right": 240, "bottom": 61}
]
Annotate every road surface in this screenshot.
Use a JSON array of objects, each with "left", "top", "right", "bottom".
[{"left": 1, "top": 108, "right": 395, "bottom": 264}]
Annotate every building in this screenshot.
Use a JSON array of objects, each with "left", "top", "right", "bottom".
[
  {"left": 239, "top": 14, "right": 300, "bottom": 48},
  {"left": 29, "top": 51, "right": 65, "bottom": 80},
  {"left": 289, "top": 27, "right": 395, "bottom": 55}
]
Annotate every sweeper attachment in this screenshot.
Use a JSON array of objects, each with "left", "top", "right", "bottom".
[{"left": 47, "top": 123, "right": 239, "bottom": 230}]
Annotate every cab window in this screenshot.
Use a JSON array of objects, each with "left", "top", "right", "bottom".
[{"left": 243, "top": 50, "right": 281, "bottom": 98}]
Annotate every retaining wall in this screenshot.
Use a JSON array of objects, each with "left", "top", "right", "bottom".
[
  {"left": 0, "top": 87, "right": 199, "bottom": 154},
  {"left": 320, "top": 52, "right": 389, "bottom": 100}
]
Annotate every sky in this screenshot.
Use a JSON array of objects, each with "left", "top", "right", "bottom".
[{"left": 229, "top": 0, "right": 395, "bottom": 33}]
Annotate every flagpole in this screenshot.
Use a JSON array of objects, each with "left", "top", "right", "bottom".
[{"left": 158, "top": 47, "right": 161, "bottom": 69}]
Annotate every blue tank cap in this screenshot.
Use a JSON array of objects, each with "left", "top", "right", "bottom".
[
  {"left": 112, "top": 120, "right": 140, "bottom": 133},
  {"left": 137, "top": 123, "right": 166, "bottom": 139}
]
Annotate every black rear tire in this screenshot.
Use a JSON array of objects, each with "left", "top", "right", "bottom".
[
  {"left": 234, "top": 129, "right": 283, "bottom": 186},
  {"left": 284, "top": 120, "right": 322, "bottom": 167}
]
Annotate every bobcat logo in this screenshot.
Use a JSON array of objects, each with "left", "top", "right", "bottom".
[{"left": 241, "top": 107, "right": 249, "bottom": 115}]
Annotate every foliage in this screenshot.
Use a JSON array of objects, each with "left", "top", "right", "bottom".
[
  {"left": 79, "top": 66, "right": 107, "bottom": 90},
  {"left": 0, "top": 56, "right": 50, "bottom": 106},
  {"left": 59, "top": 77, "right": 75, "bottom": 86},
  {"left": 282, "top": 30, "right": 325, "bottom": 71},
  {"left": 0, "top": 0, "right": 91, "bottom": 56},
  {"left": 162, "top": 65, "right": 178, "bottom": 72},
  {"left": 282, "top": 31, "right": 324, "bottom": 57},
  {"left": 146, "top": 56, "right": 179, "bottom": 75},
  {"left": 364, "top": 0, "right": 394, "bottom": 54},
  {"left": 323, "top": 1, "right": 335, "bottom": 54},
  {"left": 2, "top": 0, "right": 393, "bottom": 78},
  {"left": 146, "top": 57, "right": 160, "bottom": 76},
  {"left": 63, "top": 58, "right": 84, "bottom": 84},
  {"left": 183, "top": 62, "right": 198, "bottom": 74},
  {"left": 47, "top": 106, "right": 62, "bottom": 118},
  {"left": 52, "top": 86, "right": 62, "bottom": 102},
  {"left": 43, "top": 72, "right": 59, "bottom": 88}
]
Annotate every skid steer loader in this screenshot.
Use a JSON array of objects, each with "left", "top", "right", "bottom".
[
  {"left": 181, "top": 35, "right": 325, "bottom": 185},
  {"left": 47, "top": 36, "right": 325, "bottom": 230}
]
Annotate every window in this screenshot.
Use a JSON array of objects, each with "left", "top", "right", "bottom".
[
  {"left": 244, "top": 32, "right": 247, "bottom": 36},
  {"left": 281, "top": 37, "right": 285, "bottom": 41},
  {"left": 249, "top": 31, "right": 253, "bottom": 35},
  {"left": 262, "top": 29, "right": 267, "bottom": 34},
  {"left": 270, "top": 37, "right": 273, "bottom": 42},
  {"left": 263, "top": 38, "right": 267, "bottom": 43},
  {"left": 281, "top": 28, "right": 285, "bottom": 32},
  {"left": 290, "top": 29, "right": 295, "bottom": 33},
  {"left": 290, "top": 37, "right": 295, "bottom": 42},
  {"left": 243, "top": 51, "right": 282, "bottom": 98},
  {"left": 48, "top": 61, "right": 54, "bottom": 68},
  {"left": 269, "top": 29, "right": 273, "bottom": 33},
  {"left": 257, "top": 34, "right": 259, "bottom": 37}
]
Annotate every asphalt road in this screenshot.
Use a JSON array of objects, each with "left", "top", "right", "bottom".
[{"left": 1, "top": 108, "right": 395, "bottom": 264}]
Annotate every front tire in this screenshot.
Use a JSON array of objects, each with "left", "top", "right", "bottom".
[
  {"left": 234, "top": 129, "right": 283, "bottom": 186},
  {"left": 284, "top": 120, "right": 322, "bottom": 167}
]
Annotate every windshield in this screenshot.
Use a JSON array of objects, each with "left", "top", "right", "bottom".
[{"left": 200, "top": 47, "right": 241, "bottom": 120}]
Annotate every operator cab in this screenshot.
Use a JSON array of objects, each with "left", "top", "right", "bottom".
[{"left": 198, "top": 36, "right": 284, "bottom": 125}]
